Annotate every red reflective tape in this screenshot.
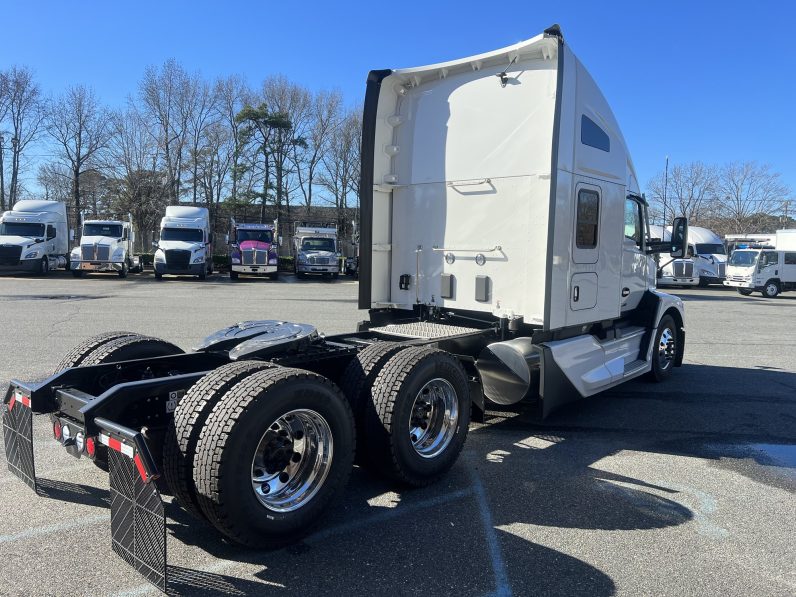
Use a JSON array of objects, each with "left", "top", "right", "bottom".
[
  {"left": 7, "top": 396, "right": 15, "bottom": 412},
  {"left": 108, "top": 437, "right": 123, "bottom": 453},
  {"left": 20, "top": 396, "right": 31, "bottom": 408},
  {"left": 133, "top": 453, "right": 148, "bottom": 482}
]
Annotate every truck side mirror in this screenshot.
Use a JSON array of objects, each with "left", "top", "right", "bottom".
[
  {"left": 669, "top": 217, "right": 688, "bottom": 258},
  {"left": 223, "top": 234, "right": 229, "bottom": 244}
]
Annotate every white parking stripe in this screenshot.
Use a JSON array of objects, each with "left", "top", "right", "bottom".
[{"left": 0, "top": 513, "right": 108, "bottom": 544}]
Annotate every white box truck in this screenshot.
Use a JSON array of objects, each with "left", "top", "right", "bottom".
[
  {"left": 775, "top": 229, "right": 796, "bottom": 250},
  {"left": 70, "top": 216, "right": 141, "bottom": 278},
  {"left": 2, "top": 26, "right": 689, "bottom": 591},
  {"left": 0, "top": 200, "right": 70, "bottom": 274},
  {"left": 153, "top": 206, "right": 213, "bottom": 279},
  {"left": 293, "top": 222, "right": 340, "bottom": 278},
  {"left": 725, "top": 247, "right": 796, "bottom": 297}
]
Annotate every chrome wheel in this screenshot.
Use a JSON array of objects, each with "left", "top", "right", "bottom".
[
  {"left": 251, "top": 409, "right": 333, "bottom": 513},
  {"left": 658, "top": 327, "right": 675, "bottom": 370},
  {"left": 408, "top": 378, "right": 459, "bottom": 459},
  {"left": 764, "top": 283, "right": 779, "bottom": 298}
]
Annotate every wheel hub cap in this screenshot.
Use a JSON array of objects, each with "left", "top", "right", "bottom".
[
  {"left": 251, "top": 409, "right": 333, "bottom": 512},
  {"left": 409, "top": 378, "right": 458, "bottom": 459},
  {"left": 658, "top": 328, "right": 675, "bottom": 369}
]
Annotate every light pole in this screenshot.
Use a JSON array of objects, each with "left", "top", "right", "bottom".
[
  {"left": 661, "top": 155, "right": 669, "bottom": 226},
  {"left": 0, "top": 134, "right": 5, "bottom": 211},
  {"left": 9, "top": 136, "right": 19, "bottom": 207}
]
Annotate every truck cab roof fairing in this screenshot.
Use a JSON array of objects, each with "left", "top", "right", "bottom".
[{"left": 360, "top": 28, "right": 638, "bottom": 330}]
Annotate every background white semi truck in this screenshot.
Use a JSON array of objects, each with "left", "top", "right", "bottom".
[
  {"left": 153, "top": 206, "right": 213, "bottom": 279},
  {"left": 650, "top": 225, "right": 697, "bottom": 286},
  {"left": 293, "top": 222, "right": 340, "bottom": 278},
  {"left": 71, "top": 216, "right": 141, "bottom": 278},
  {"left": 2, "top": 27, "right": 690, "bottom": 592},
  {"left": 651, "top": 225, "right": 725, "bottom": 287},
  {"left": 228, "top": 219, "right": 279, "bottom": 280},
  {"left": 0, "top": 200, "right": 70, "bottom": 274}
]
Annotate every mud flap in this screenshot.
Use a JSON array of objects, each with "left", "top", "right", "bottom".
[
  {"left": 2, "top": 391, "right": 37, "bottom": 492},
  {"left": 106, "top": 437, "right": 167, "bottom": 592}
]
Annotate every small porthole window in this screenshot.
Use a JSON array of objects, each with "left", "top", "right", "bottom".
[{"left": 581, "top": 115, "right": 610, "bottom": 152}]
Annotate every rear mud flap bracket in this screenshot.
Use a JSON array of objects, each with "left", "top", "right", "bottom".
[
  {"left": 106, "top": 435, "right": 167, "bottom": 592},
  {"left": 2, "top": 390, "right": 37, "bottom": 492}
]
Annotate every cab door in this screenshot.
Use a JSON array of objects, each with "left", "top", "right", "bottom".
[{"left": 620, "top": 197, "right": 647, "bottom": 312}]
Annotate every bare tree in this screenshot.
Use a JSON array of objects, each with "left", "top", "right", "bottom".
[
  {"left": 5, "top": 66, "right": 45, "bottom": 207},
  {"left": 47, "top": 85, "right": 113, "bottom": 236},
  {"left": 0, "top": 70, "right": 10, "bottom": 210},
  {"left": 196, "top": 122, "right": 234, "bottom": 225},
  {"left": 714, "top": 162, "right": 791, "bottom": 233},
  {"left": 320, "top": 109, "right": 361, "bottom": 235},
  {"left": 293, "top": 89, "right": 342, "bottom": 216},
  {"left": 647, "top": 161, "right": 717, "bottom": 225},
  {"left": 263, "top": 76, "right": 311, "bottom": 222},
  {"left": 107, "top": 106, "right": 167, "bottom": 249},
  {"left": 140, "top": 59, "right": 192, "bottom": 204},
  {"left": 36, "top": 162, "right": 71, "bottom": 202},
  {"left": 185, "top": 74, "right": 218, "bottom": 205},
  {"left": 215, "top": 75, "right": 250, "bottom": 204}
]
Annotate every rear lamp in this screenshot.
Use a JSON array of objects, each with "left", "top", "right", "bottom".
[
  {"left": 53, "top": 420, "right": 62, "bottom": 440},
  {"left": 85, "top": 437, "right": 96, "bottom": 458},
  {"left": 75, "top": 432, "right": 85, "bottom": 453}
]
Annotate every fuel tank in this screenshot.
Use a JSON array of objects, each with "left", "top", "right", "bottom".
[{"left": 475, "top": 337, "right": 541, "bottom": 405}]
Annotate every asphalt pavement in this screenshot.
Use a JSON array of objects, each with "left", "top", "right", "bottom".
[{"left": 0, "top": 271, "right": 794, "bottom": 596}]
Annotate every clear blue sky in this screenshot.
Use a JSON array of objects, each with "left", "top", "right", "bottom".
[{"left": 2, "top": 0, "right": 795, "bottom": 197}]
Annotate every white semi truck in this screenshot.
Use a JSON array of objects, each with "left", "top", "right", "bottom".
[
  {"left": 2, "top": 27, "right": 689, "bottom": 592},
  {"left": 650, "top": 225, "right": 698, "bottom": 287},
  {"left": 153, "top": 206, "right": 213, "bottom": 280},
  {"left": 0, "top": 200, "right": 70, "bottom": 274},
  {"left": 70, "top": 216, "right": 141, "bottom": 278},
  {"left": 651, "top": 225, "right": 725, "bottom": 287},
  {"left": 293, "top": 222, "right": 340, "bottom": 278}
]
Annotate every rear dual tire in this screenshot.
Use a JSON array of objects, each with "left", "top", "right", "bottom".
[
  {"left": 363, "top": 347, "right": 470, "bottom": 487},
  {"left": 192, "top": 367, "right": 355, "bottom": 547},
  {"left": 163, "top": 361, "right": 278, "bottom": 520}
]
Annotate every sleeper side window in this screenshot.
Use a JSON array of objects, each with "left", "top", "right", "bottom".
[
  {"left": 576, "top": 189, "right": 599, "bottom": 249},
  {"left": 47, "top": 225, "right": 56, "bottom": 240},
  {"left": 581, "top": 115, "right": 610, "bottom": 152}
]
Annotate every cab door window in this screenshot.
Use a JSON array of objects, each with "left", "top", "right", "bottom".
[
  {"left": 760, "top": 252, "right": 779, "bottom": 267},
  {"left": 623, "top": 199, "right": 643, "bottom": 250}
]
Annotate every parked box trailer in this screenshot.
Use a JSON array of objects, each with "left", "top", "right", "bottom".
[
  {"left": 2, "top": 26, "right": 688, "bottom": 592},
  {"left": 0, "top": 200, "right": 70, "bottom": 274}
]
